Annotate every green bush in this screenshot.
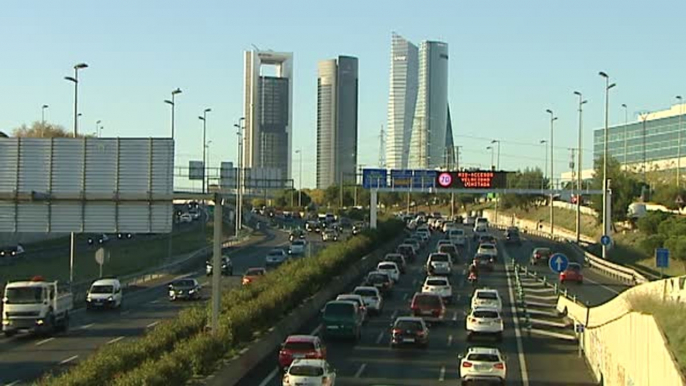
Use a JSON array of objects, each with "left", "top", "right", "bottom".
[
  {"left": 638, "top": 234, "right": 666, "bottom": 255},
  {"left": 39, "top": 219, "right": 404, "bottom": 386},
  {"left": 637, "top": 211, "right": 672, "bottom": 234}
]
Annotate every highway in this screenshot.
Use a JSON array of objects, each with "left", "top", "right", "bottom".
[
  {"left": 0, "top": 226, "right": 328, "bottom": 386},
  {"left": 236, "top": 226, "right": 609, "bottom": 386}
]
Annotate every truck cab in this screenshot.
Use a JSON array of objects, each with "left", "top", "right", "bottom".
[{"left": 2, "top": 276, "right": 73, "bottom": 337}]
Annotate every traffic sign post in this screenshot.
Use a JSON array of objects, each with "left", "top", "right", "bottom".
[
  {"left": 656, "top": 248, "right": 669, "bottom": 278},
  {"left": 600, "top": 235, "right": 612, "bottom": 247},
  {"left": 548, "top": 253, "right": 569, "bottom": 273},
  {"left": 95, "top": 247, "right": 107, "bottom": 278}
]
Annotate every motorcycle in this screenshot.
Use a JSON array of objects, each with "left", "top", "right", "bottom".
[{"left": 467, "top": 272, "right": 478, "bottom": 286}]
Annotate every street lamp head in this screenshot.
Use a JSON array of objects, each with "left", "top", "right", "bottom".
[
  {"left": 553, "top": 117, "right": 558, "bottom": 121},
  {"left": 198, "top": 116, "right": 205, "bottom": 121},
  {"left": 599, "top": 71, "right": 609, "bottom": 79},
  {"left": 677, "top": 95, "right": 683, "bottom": 101},
  {"left": 96, "top": 120, "right": 101, "bottom": 125},
  {"left": 608, "top": 83, "right": 617, "bottom": 90},
  {"left": 172, "top": 88, "right": 182, "bottom": 95},
  {"left": 486, "top": 146, "right": 493, "bottom": 150},
  {"left": 574, "top": 91, "right": 582, "bottom": 96},
  {"left": 546, "top": 109, "right": 553, "bottom": 115},
  {"left": 164, "top": 99, "right": 173, "bottom": 106},
  {"left": 204, "top": 108, "right": 212, "bottom": 113},
  {"left": 233, "top": 124, "right": 240, "bottom": 129},
  {"left": 42, "top": 104, "right": 49, "bottom": 109},
  {"left": 74, "top": 63, "right": 88, "bottom": 70},
  {"left": 581, "top": 100, "right": 588, "bottom": 105},
  {"left": 77, "top": 113, "right": 82, "bottom": 117},
  {"left": 540, "top": 140, "right": 547, "bottom": 144},
  {"left": 621, "top": 103, "right": 627, "bottom": 108},
  {"left": 491, "top": 139, "right": 498, "bottom": 144},
  {"left": 64, "top": 76, "right": 77, "bottom": 83}
]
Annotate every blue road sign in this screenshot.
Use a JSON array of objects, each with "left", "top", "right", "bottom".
[
  {"left": 575, "top": 324, "right": 585, "bottom": 333},
  {"left": 362, "top": 169, "right": 387, "bottom": 189},
  {"left": 600, "top": 235, "right": 612, "bottom": 246},
  {"left": 656, "top": 248, "right": 669, "bottom": 268},
  {"left": 390, "top": 169, "right": 413, "bottom": 188},
  {"left": 549, "top": 253, "right": 569, "bottom": 273},
  {"left": 412, "top": 170, "right": 437, "bottom": 188}
]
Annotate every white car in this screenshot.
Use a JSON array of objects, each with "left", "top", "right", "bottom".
[
  {"left": 458, "top": 347, "right": 507, "bottom": 384},
  {"left": 265, "top": 248, "right": 289, "bottom": 268},
  {"left": 353, "top": 286, "right": 383, "bottom": 315},
  {"left": 466, "top": 307, "right": 504, "bottom": 341},
  {"left": 321, "top": 229, "right": 339, "bottom": 242},
  {"left": 471, "top": 289, "right": 503, "bottom": 312},
  {"left": 448, "top": 229, "right": 466, "bottom": 247},
  {"left": 179, "top": 213, "right": 193, "bottom": 223},
  {"left": 426, "top": 252, "right": 453, "bottom": 276},
  {"left": 289, "top": 239, "right": 307, "bottom": 256},
  {"left": 86, "top": 278, "right": 123, "bottom": 310},
  {"left": 473, "top": 217, "right": 489, "bottom": 233},
  {"left": 336, "top": 294, "right": 368, "bottom": 323},
  {"left": 376, "top": 261, "right": 400, "bottom": 282},
  {"left": 476, "top": 243, "right": 498, "bottom": 259},
  {"left": 443, "top": 221, "right": 459, "bottom": 233},
  {"left": 282, "top": 359, "right": 337, "bottom": 386},
  {"left": 463, "top": 216, "right": 476, "bottom": 226},
  {"left": 422, "top": 276, "right": 453, "bottom": 303}
]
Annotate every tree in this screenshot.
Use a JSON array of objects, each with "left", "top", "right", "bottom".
[
  {"left": 499, "top": 168, "right": 545, "bottom": 211},
  {"left": 650, "top": 182, "right": 686, "bottom": 210},
  {"left": 663, "top": 235, "right": 686, "bottom": 272},
  {"left": 11, "top": 121, "right": 88, "bottom": 138},
  {"left": 0, "top": 131, "right": 8, "bottom": 138},
  {"left": 324, "top": 185, "right": 339, "bottom": 207},
  {"left": 589, "top": 155, "right": 642, "bottom": 223},
  {"left": 306, "top": 189, "right": 325, "bottom": 206}
]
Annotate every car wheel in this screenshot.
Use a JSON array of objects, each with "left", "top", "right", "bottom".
[{"left": 4, "top": 330, "right": 17, "bottom": 338}]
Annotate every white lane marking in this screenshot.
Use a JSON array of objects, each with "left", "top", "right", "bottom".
[
  {"left": 390, "top": 309, "right": 398, "bottom": 320},
  {"left": 311, "top": 324, "right": 322, "bottom": 336},
  {"left": 150, "top": 299, "right": 160, "bottom": 304},
  {"left": 79, "top": 323, "right": 94, "bottom": 330},
  {"left": 452, "top": 311, "right": 458, "bottom": 321},
  {"left": 5, "top": 380, "right": 21, "bottom": 386},
  {"left": 59, "top": 355, "right": 79, "bottom": 365},
  {"left": 438, "top": 365, "right": 446, "bottom": 381},
  {"left": 354, "top": 363, "right": 367, "bottom": 378},
  {"left": 375, "top": 330, "right": 384, "bottom": 344},
  {"left": 583, "top": 276, "right": 620, "bottom": 294},
  {"left": 402, "top": 292, "right": 409, "bottom": 301},
  {"left": 35, "top": 337, "right": 55, "bottom": 346},
  {"left": 147, "top": 321, "right": 160, "bottom": 328},
  {"left": 121, "top": 310, "right": 131, "bottom": 315},
  {"left": 257, "top": 367, "right": 279, "bottom": 386},
  {"left": 447, "top": 334, "right": 453, "bottom": 347},
  {"left": 107, "top": 336, "right": 125, "bottom": 344},
  {"left": 503, "top": 249, "right": 530, "bottom": 386}
]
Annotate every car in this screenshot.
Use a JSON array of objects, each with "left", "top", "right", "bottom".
[
  {"left": 463, "top": 216, "right": 476, "bottom": 226},
  {"left": 560, "top": 262, "right": 584, "bottom": 284},
  {"left": 477, "top": 243, "right": 498, "bottom": 260},
  {"left": 458, "top": 347, "right": 507, "bottom": 385},
  {"left": 242, "top": 267, "right": 266, "bottom": 285},
  {"left": 505, "top": 227, "right": 522, "bottom": 245},
  {"left": 352, "top": 222, "right": 366, "bottom": 236},
  {"left": 471, "top": 289, "right": 503, "bottom": 312},
  {"left": 189, "top": 210, "right": 201, "bottom": 220},
  {"left": 466, "top": 307, "right": 504, "bottom": 341},
  {"left": 168, "top": 278, "right": 202, "bottom": 301},
  {"left": 282, "top": 359, "right": 336, "bottom": 386},
  {"left": 86, "top": 278, "right": 122, "bottom": 310},
  {"left": 396, "top": 244, "right": 417, "bottom": 263},
  {"left": 443, "top": 221, "right": 459, "bottom": 233},
  {"left": 321, "top": 300, "right": 363, "bottom": 341},
  {"left": 426, "top": 252, "right": 453, "bottom": 276},
  {"left": 448, "top": 228, "right": 467, "bottom": 247},
  {"left": 432, "top": 218, "right": 446, "bottom": 231},
  {"left": 410, "top": 292, "right": 446, "bottom": 323},
  {"left": 289, "top": 239, "right": 307, "bottom": 256},
  {"left": 0, "top": 244, "right": 24, "bottom": 258},
  {"left": 473, "top": 217, "right": 489, "bottom": 232},
  {"left": 422, "top": 276, "right": 453, "bottom": 303},
  {"left": 383, "top": 253, "right": 407, "bottom": 274},
  {"left": 390, "top": 316, "right": 430, "bottom": 348},
  {"left": 353, "top": 286, "right": 384, "bottom": 315},
  {"left": 437, "top": 239, "right": 453, "bottom": 248},
  {"left": 206, "top": 255, "right": 233, "bottom": 276},
  {"left": 437, "top": 244, "right": 460, "bottom": 264},
  {"left": 362, "top": 271, "right": 394, "bottom": 294},
  {"left": 179, "top": 213, "right": 193, "bottom": 223},
  {"left": 278, "top": 335, "right": 327, "bottom": 373},
  {"left": 414, "top": 231, "right": 429, "bottom": 244},
  {"left": 289, "top": 229, "right": 306, "bottom": 242},
  {"left": 376, "top": 261, "right": 400, "bottom": 282},
  {"left": 116, "top": 232, "right": 133, "bottom": 240},
  {"left": 477, "top": 234, "right": 497, "bottom": 245},
  {"left": 403, "top": 238, "right": 421, "bottom": 253},
  {"left": 305, "top": 221, "right": 317, "bottom": 232},
  {"left": 336, "top": 294, "right": 368, "bottom": 323},
  {"left": 87, "top": 234, "right": 110, "bottom": 245},
  {"left": 321, "top": 229, "right": 339, "bottom": 242},
  {"left": 266, "top": 248, "right": 289, "bottom": 268},
  {"left": 473, "top": 253, "right": 495, "bottom": 271},
  {"left": 530, "top": 247, "right": 552, "bottom": 265}
]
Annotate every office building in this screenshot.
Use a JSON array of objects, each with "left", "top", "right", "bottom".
[
  {"left": 386, "top": 32, "right": 419, "bottom": 170},
  {"left": 243, "top": 50, "right": 293, "bottom": 180},
  {"left": 593, "top": 103, "right": 686, "bottom": 174},
  {"left": 316, "top": 56, "right": 359, "bottom": 189}
]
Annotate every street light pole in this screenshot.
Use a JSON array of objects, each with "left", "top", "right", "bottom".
[
  {"left": 622, "top": 104, "right": 628, "bottom": 166},
  {"left": 41, "top": 104, "right": 49, "bottom": 137},
  {"left": 676, "top": 95, "right": 683, "bottom": 186},
  {"left": 540, "top": 140, "right": 548, "bottom": 188},
  {"left": 234, "top": 118, "right": 245, "bottom": 235},
  {"left": 486, "top": 146, "right": 494, "bottom": 169},
  {"left": 295, "top": 150, "right": 303, "bottom": 208},
  {"left": 599, "top": 71, "right": 617, "bottom": 260},
  {"left": 574, "top": 92, "right": 588, "bottom": 243},
  {"left": 546, "top": 109, "right": 558, "bottom": 238},
  {"left": 164, "top": 88, "right": 182, "bottom": 266},
  {"left": 95, "top": 120, "right": 102, "bottom": 138},
  {"left": 199, "top": 108, "right": 212, "bottom": 194}
]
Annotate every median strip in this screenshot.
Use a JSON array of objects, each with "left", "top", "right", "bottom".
[
  {"left": 35, "top": 337, "right": 55, "bottom": 346},
  {"left": 107, "top": 336, "right": 125, "bottom": 345},
  {"left": 438, "top": 365, "right": 446, "bottom": 381}
]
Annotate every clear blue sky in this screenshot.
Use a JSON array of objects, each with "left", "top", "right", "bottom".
[{"left": 1, "top": 0, "right": 684, "bottom": 189}]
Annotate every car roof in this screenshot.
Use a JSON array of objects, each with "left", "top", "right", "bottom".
[
  {"left": 414, "top": 291, "right": 441, "bottom": 298},
  {"left": 327, "top": 300, "right": 357, "bottom": 307},
  {"left": 472, "top": 306, "right": 501, "bottom": 313},
  {"left": 429, "top": 252, "right": 449, "bottom": 257},
  {"left": 245, "top": 267, "right": 266, "bottom": 274},
  {"left": 285, "top": 335, "right": 319, "bottom": 343},
  {"left": 354, "top": 286, "right": 379, "bottom": 293},
  {"left": 425, "top": 276, "right": 449, "bottom": 281},
  {"left": 337, "top": 294, "right": 363, "bottom": 300},
  {"left": 378, "top": 261, "right": 398, "bottom": 267},
  {"left": 534, "top": 247, "right": 551, "bottom": 251},
  {"left": 172, "top": 278, "right": 197, "bottom": 285},
  {"left": 91, "top": 278, "right": 120, "bottom": 286},
  {"left": 466, "top": 346, "right": 501, "bottom": 355},
  {"left": 395, "top": 316, "right": 424, "bottom": 323},
  {"left": 479, "top": 243, "right": 496, "bottom": 247},
  {"left": 475, "top": 288, "right": 499, "bottom": 295},
  {"left": 290, "top": 358, "right": 327, "bottom": 367}
]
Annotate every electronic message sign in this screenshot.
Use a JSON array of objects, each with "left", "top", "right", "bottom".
[{"left": 434, "top": 170, "right": 508, "bottom": 189}]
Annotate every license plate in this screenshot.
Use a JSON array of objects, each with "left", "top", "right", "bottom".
[
  {"left": 421, "top": 310, "right": 433, "bottom": 316},
  {"left": 292, "top": 353, "right": 305, "bottom": 358},
  {"left": 327, "top": 325, "right": 339, "bottom": 329},
  {"left": 403, "top": 338, "right": 415, "bottom": 342},
  {"left": 476, "top": 364, "right": 491, "bottom": 371}
]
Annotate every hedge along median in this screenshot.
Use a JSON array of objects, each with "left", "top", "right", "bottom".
[{"left": 38, "top": 219, "right": 405, "bottom": 386}]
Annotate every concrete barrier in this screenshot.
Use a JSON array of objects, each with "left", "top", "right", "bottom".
[{"left": 204, "top": 234, "right": 404, "bottom": 386}]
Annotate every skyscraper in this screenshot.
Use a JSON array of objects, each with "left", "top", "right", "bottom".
[
  {"left": 408, "top": 41, "right": 449, "bottom": 169},
  {"left": 386, "top": 33, "right": 418, "bottom": 170},
  {"left": 316, "top": 56, "right": 359, "bottom": 189},
  {"left": 243, "top": 50, "right": 293, "bottom": 180}
]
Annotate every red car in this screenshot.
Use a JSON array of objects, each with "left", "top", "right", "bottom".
[
  {"left": 410, "top": 292, "right": 446, "bottom": 323},
  {"left": 242, "top": 267, "right": 266, "bottom": 285},
  {"left": 559, "top": 262, "right": 583, "bottom": 284},
  {"left": 278, "top": 335, "right": 327, "bottom": 371}
]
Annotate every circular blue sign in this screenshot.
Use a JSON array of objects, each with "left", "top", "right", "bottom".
[
  {"left": 600, "top": 235, "right": 612, "bottom": 246},
  {"left": 548, "top": 253, "right": 569, "bottom": 273}
]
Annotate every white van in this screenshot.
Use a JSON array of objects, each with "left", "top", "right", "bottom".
[
  {"left": 86, "top": 278, "right": 123, "bottom": 310},
  {"left": 473, "top": 217, "right": 489, "bottom": 232}
]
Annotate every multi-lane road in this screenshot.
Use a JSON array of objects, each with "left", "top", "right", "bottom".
[
  {"left": 236, "top": 225, "right": 628, "bottom": 386},
  {"left": 0, "top": 226, "right": 328, "bottom": 386}
]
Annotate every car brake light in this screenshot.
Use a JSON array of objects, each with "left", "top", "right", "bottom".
[
  {"left": 494, "top": 362, "right": 505, "bottom": 369},
  {"left": 416, "top": 330, "right": 425, "bottom": 336},
  {"left": 392, "top": 328, "right": 402, "bottom": 334},
  {"left": 469, "top": 317, "right": 476, "bottom": 323},
  {"left": 535, "top": 253, "right": 540, "bottom": 258},
  {"left": 462, "top": 361, "right": 473, "bottom": 368}
]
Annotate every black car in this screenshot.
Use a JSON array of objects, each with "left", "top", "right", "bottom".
[
  {"left": 390, "top": 316, "right": 429, "bottom": 348},
  {"left": 477, "top": 234, "right": 497, "bottom": 245},
  {"left": 289, "top": 229, "right": 306, "bottom": 242},
  {"left": 168, "top": 279, "right": 202, "bottom": 301},
  {"left": 87, "top": 234, "right": 110, "bottom": 245},
  {"left": 473, "top": 253, "right": 495, "bottom": 271},
  {"left": 0, "top": 244, "right": 24, "bottom": 258},
  {"left": 363, "top": 271, "right": 394, "bottom": 294},
  {"left": 117, "top": 233, "right": 133, "bottom": 240},
  {"left": 396, "top": 244, "right": 417, "bottom": 263},
  {"left": 505, "top": 227, "right": 521, "bottom": 245},
  {"left": 206, "top": 256, "right": 233, "bottom": 276}
]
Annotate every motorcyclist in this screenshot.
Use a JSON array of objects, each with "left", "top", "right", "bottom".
[{"left": 468, "top": 262, "right": 479, "bottom": 282}]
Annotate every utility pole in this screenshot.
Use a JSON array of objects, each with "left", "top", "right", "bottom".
[
  {"left": 574, "top": 91, "right": 587, "bottom": 243},
  {"left": 546, "top": 109, "right": 558, "bottom": 238},
  {"left": 677, "top": 96, "right": 683, "bottom": 186},
  {"left": 599, "top": 71, "right": 616, "bottom": 260}
]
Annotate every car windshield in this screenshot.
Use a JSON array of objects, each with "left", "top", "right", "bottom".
[
  {"left": 473, "top": 310, "right": 499, "bottom": 318},
  {"left": 426, "top": 279, "right": 448, "bottom": 286},
  {"left": 395, "top": 320, "right": 423, "bottom": 330},
  {"left": 438, "top": 246, "right": 457, "bottom": 254},
  {"left": 354, "top": 289, "right": 377, "bottom": 298},
  {"left": 398, "top": 246, "right": 412, "bottom": 253},
  {"left": 535, "top": 248, "right": 551, "bottom": 255},
  {"left": 90, "top": 285, "right": 114, "bottom": 294},
  {"left": 414, "top": 294, "right": 441, "bottom": 307},
  {"left": 430, "top": 254, "right": 449, "bottom": 262},
  {"left": 172, "top": 280, "right": 195, "bottom": 288},
  {"left": 268, "top": 250, "right": 284, "bottom": 257},
  {"left": 567, "top": 264, "right": 582, "bottom": 272},
  {"left": 289, "top": 365, "right": 324, "bottom": 376},
  {"left": 449, "top": 230, "right": 464, "bottom": 236},
  {"left": 292, "top": 240, "right": 305, "bottom": 246},
  {"left": 5, "top": 287, "right": 43, "bottom": 304},
  {"left": 245, "top": 269, "right": 264, "bottom": 276},
  {"left": 480, "top": 244, "right": 495, "bottom": 250},
  {"left": 337, "top": 296, "right": 362, "bottom": 306},
  {"left": 467, "top": 353, "right": 500, "bottom": 362},
  {"left": 324, "top": 302, "right": 354, "bottom": 316},
  {"left": 378, "top": 263, "right": 396, "bottom": 271},
  {"left": 475, "top": 255, "right": 491, "bottom": 261},
  {"left": 385, "top": 255, "right": 402, "bottom": 262},
  {"left": 284, "top": 341, "right": 316, "bottom": 351},
  {"left": 368, "top": 273, "right": 389, "bottom": 282},
  {"left": 477, "top": 292, "right": 498, "bottom": 300},
  {"left": 404, "top": 239, "right": 417, "bottom": 245}
]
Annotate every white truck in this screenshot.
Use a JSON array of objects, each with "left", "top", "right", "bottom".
[{"left": 2, "top": 277, "right": 73, "bottom": 337}]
